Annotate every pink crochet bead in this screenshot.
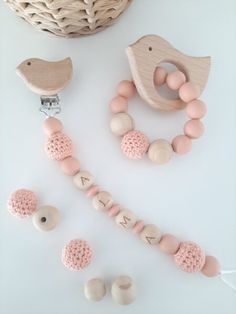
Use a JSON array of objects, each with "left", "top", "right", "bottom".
[
  {"left": 174, "top": 242, "right": 205, "bottom": 273},
  {"left": 121, "top": 130, "right": 149, "bottom": 159},
  {"left": 8, "top": 189, "right": 38, "bottom": 219},
  {"left": 61, "top": 239, "right": 92, "bottom": 271},
  {"left": 45, "top": 132, "right": 73, "bottom": 161}
]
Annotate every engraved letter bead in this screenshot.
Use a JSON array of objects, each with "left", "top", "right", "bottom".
[
  {"left": 140, "top": 224, "right": 161, "bottom": 245},
  {"left": 73, "top": 171, "right": 94, "bottom": 191},
  {"left": 115, "top": 209, "right": 137, "bottom": 229},
  {"left": 92, "top": 191, "right": 113, "bottom": 211}
]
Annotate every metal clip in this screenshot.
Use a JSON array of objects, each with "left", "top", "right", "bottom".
[{"left": 40, "top": 95, "right": 61, "bottom": 117}]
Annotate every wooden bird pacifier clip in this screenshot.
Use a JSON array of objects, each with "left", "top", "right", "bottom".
[{"left": 12, "top": 34, "right": 236, "bottom": 294}]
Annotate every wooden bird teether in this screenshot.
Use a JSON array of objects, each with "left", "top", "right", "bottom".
[{"left": 126, "top": 34, "right": 211, "bottom": 111}]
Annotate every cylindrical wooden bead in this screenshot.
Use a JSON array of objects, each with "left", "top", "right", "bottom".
[
  {"left": 184, "top": 119, "right": 204, "bottom": 139},
  {"left": 148, "top": 139, "right": 173, "bottom": 164},
  {"left": 43, "top": 117, "right": 63, "bottom": 136},
  {"left": 60, "top": 157, "right": 80, "bottom": 176},
  {"left": 140, "top": 224, "right": 161, "bottom": 245},
  {"left": 84, "top": 278, "right": 106, "bottom": 302},
  {"left": 110, "top": 113, "right": 134, "bottom": 136},
  {"left": 159, "top": 234, "right": 180, "bottom": 255},
  {"left": 117, "top": 80, "right": 136, "bottom": 98},
  {"left": 111, "top": 276, "right": 136, "bottom": 305},
  {"left": 110, "top": 96, "right": 128, "bottom": 113},
  {"left": 92, "top": 191, "right": 113, "bottom": 211},
  {"left": 115, "top": 209, "right": 137, "bottom": 229},
  {"left": 73, "top": 171, "right": 94, "bottom": 190}
]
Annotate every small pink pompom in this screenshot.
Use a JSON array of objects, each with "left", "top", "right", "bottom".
[
  {"left": 121, "top": 130, "right": 149, "bottom": 160},
  {"left": 62, "top": 239, "right": 92, "bottom": 271},
  {"left": 45, "top": 132, "right": 73, "bottom": 161},
  {"left": 8, "top": 189, "right": 38, "bottom": 219},
  {"left": 174, "top": 242, "right": 205, "bottom": 273}
]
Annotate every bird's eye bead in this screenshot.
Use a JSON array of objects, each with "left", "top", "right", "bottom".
[
  {"left": 32, "top": 205, "right": 60, "bottom": 231},
  {"left": 117, "top": 80, "right": 136, "bottom": 99},
  {"left": 43, "top": 117, "right": 63, "bottom": 136},
  {"left": 110, "top": 113, "right": 134, "bottom": 136},
  {"left": 61, "top": 239, "right": 92, "bottom": 271},
  {"left": 7, "top": 189, "right": 38, "bottom": 219},
  {"left": 121, "top": 130, "right": 149, "bottom": 159},
  {"left": 59, "top": 157, "right": 80, "bottom": 176},
  {"left": 154, "top": 67, "right": 168, "bottom": 86},
  {"left": 109, "top": 96, "right": 128, "bottom": 113},
  {"left": 45, "top": 132, "right": 73, "bottom": 161},
  {"left": 73, "top": 171, "right": 94, "bottom": 190},
  {"left": 166, "top": 70, "right": 186, "bottom": 90},
  {"left": 179, "top": 82, "right": 201, "bottom": 103},
  {"left": 92, "top": 191, "right": 113, "bottom": 211},
  {"left": 115, "top": 209, "right": 137, "bottom": 229},
  {"left": 186, "top": 99, "right": 207, "bottom": 119},
  {"left": 184, "top": 119, "right": 204, "bottom": 139},
  {"left": 174, "top": 242, "right": 206, "bottom": 273},
  {"left": 140, "top": 224, "right": 162, "bottom": 245}
]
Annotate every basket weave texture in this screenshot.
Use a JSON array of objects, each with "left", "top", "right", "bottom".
[{"left": 5, "top": 0, "right": 132, "bottom": 37}]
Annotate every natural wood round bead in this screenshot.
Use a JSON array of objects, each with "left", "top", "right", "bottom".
[
  {"left": 140, "top": 224, "right": 161, "bottom": 245},
  {"left": 110, "top": 113, "right": 134, "bottom": 136},
  {"left": 73, "top": 171, "right": 94, "bottom": 190},
  {"left": 148, "top": 139, "right": 173, "bottom": 164},
  {"left": 92, "top": 191, "right": 113, "bottom": 211},
  {"left": 111, "top": 276, "right": 136, "bottom": 305},
  {"left": 84, "top": 278, "right": 106, "bottom": 302},
  {"left": 115, "top": 209, "right": 137, "bottom": 229},
  {"left": 32, "top": 206, "right": 60, "bottom": 231}
]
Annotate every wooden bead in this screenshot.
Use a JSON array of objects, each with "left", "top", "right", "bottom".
[
  {"left": 179, "top": 82, "right": 201, "bottom": 103},
  {"left": 154, "top": 67, "right": 167, "bottom": 86},
  {"left": 84, "top": 278, "right": 106, "bottom": 302},
  {"left": 117, "top": 80, "right": 136, "bottom": 98},
  {"left": 172, "top": 135, "right": 192, "bottom": 155},
  {"left": 111, "top": 276, "right": 136, "bottom": 305},
  {"left": 109, "top": 96, "right": 128, "bottom": 113},
  {"left": 110, "top": 113, "right": 134, "bottom": 136},
  {"left": 186, "top": 99, "right": 207, "bottom": 119},
  {"left": 60, "top": 157, "right": 80, "bottom": 176},
  {"left": 115, "top": 209, "right": 137, "bottom": 229},
  {"left": 32, "top": 206, "right": 60, "bottom": 231},
  {"left": 166, "top": 70, "right": 186, "bottom": 90},
  {"left": 184, "top": 119, "right": 204, "bottom": 139},
  {"left": 159, "top": 234, "right": 180, "bottom": 255},
  {"left": 148, "top": 139, "right": 173, "bottom": 164},
  {"left": 201, "top": 256, "right": 221, "bottom": 277},
  {"left": 73, "top": 171, "right": 94, "bottom": 190},
  {"left": 43, "top": 117, "right": 63, "bottom": 136},
  {"left": 140, "top": 224, "right": 161, "bottom": 245},
  {"left": 92, "top": 191, "right": 113, "bottom": 211}
]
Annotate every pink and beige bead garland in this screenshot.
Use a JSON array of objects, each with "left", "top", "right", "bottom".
[
  {"left": 109, "top": 68, "right": 207, "bottom": 164},
  {"left": 43, "top": 116, "right": 220, "bottom": 277}
]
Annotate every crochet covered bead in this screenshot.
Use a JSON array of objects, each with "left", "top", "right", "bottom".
[
  {"left": 174, "top": 242, "right": 205, "bottom": 273},
  {"left": 45, "top": 132, "right": 73, "bottom": 161},
  {"left": 61, "top": 239, "right": 92, "bottom": 271},
  {"left": 7, "top": 189, "right": 38, "bottom": 218},
  {"left": 121, "top": 130, "right": 149, "bottom": 159}
]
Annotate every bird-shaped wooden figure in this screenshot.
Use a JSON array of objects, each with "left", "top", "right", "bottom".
[
  {"left": 126, "top": 35, "right": 211, "bottom": 111},
  {"left": 16, "top": 57, "right": 73, "bottom": 96}
]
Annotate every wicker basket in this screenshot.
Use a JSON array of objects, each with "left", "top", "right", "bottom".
[{"left": 5, "top": 0, "right": 132, "bottom": 37}]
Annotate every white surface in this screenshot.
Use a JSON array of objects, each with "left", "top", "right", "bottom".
[{"left": 0, "top": 1, "right": 236, "bottom": 313}]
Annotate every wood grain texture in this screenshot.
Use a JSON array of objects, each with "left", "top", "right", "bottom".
[
  {"left": 126, "top": 35, "right": 211, "bottom": 111},
  {"left": 16, "top": 57, "right": 72, "bottom": 95}
]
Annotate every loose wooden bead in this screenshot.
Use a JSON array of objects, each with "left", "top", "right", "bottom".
[
  {"left": 84, "top": 278, "right": 106, "bottom": 302},
  {"left": 73, "top": 171, "right": 94, "bottom": 190},
  {"left": 32, "top": 206, "right": 60, "bottom": 231},
  {"left": 117, "top": 80, "right": 136, "bottom": 98},
  {"left": 184, "top": 119, "right": 204, "bottom": 139},
  {"left": 186, "top": 99, "right": 207, "bottom": 119},
  {"left": 92, "top": 191, "right": 113, "bottom": 211},
  {"left": 43, "top": 117, "right": 63, "bottom": 136},
  {"left": 111, "top": 276, "right": 136, "bottom": 305},
  {"left": 201, "top": 256, "right": 221, "bottom": 277},
  {"left": 109, "top": 96, "right": 128, "bottom": 113},
  {"left": 154, "top": 67, "right": 167, "bottom": 86},
  {"left": 60, "top": 157, "right": 80, "bottom": 176},
  {"left": 179, "top": 82, "right": 201, "bottom": 103},
  {"left": 110, "top": 113, "right": 134, "bottom": 136},
  {"left": 148, "top": 139, "right": 173, "bottom": 164},
  {"left": 115, "top": 209, "right": 137, "bottom": 229},
  {"left": 166, "top": 70, "right": 186, "bottom": 90},
  {"left": 172, "top": 135, "right": 192, "bottom": 155},
  {"left": 140, "top": 224, "right": 161, "bottom": 245},
  {"left": 159, "top": 234, "right": 180, "bottom": 255}
]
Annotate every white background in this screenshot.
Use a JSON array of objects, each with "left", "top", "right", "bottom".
[{"left": 0, "top": 1, "right": 236, "bottom": 313}]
